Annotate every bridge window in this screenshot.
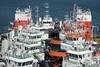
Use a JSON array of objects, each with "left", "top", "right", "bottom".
[
  {"left": 43, "top": 22, "right": 51, "bottom": 23},
  {"left": 37, "top": 35, "right": 41, "bottom": 38},
  {"left": 79, "top": 55, "right": 82, "bottom": 59},
  {"left": 70, "top": 54, "right": 78, "bottom": 60},
  {"left": 25, "top": 47, "right": 28, "bottom": 50},
  {"left": 22, "top": 62, "right": 25, "bottom": 66},
  {"left": 29, "top": 36, "right": 36, "bottom": 39},
  {"left": 18, "top": 63, "right": 21, "bottom": 66},
  {"left": 22, "top": 61, "right": 33, "bottom": 66}
]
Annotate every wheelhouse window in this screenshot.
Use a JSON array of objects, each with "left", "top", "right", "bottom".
[
  {"left": 29, "top": 47, "right": 41, "bottom": 50},
  {"left": 25, "top": 47, "right": 28, "bottom": 50},
  {"left": 22, "top": 61, "right": 33, "bottom": 66},
  {"left": 18, "top": 63, "right": 21, "bottom": 66},
  {"left": 29, "top": 36, "right": 36, "bottom": 39},
  {"left": 22, "top": 62, "right": 25, "bottom": 66},
  {"left": 37, "top": 35, "right": 41, "bottom": 38},
  {"left": 70, "top": 54, "right": 78, "bottom": 60},
  {"left": 43, "top": 22, "right": 51, "bottom": 23},
  {"left": 79, "top": 55, "right": 82, "bottom": 59},
  {"left": 73, "top": 38, "right": 78, "bottom": 41}
]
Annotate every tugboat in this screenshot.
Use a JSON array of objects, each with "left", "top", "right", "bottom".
[
  {"left": 32, "top": 3, "right": 54, "bottom": 40},
  {"left": 1, "top": 7, "right": 45, "bottom": 67},
  {"left": 60, "top": 5, "right": 99, "bottom": 67},
  {"left": 45, "top": 19, "right": 66, "bottom": 67},
  {"left": 0, "top": 3, "right": 99, "bottom": 67}
]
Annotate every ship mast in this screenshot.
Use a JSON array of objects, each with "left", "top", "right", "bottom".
[
  {"left": 42, "top": 2, "right": 53, "bottom": 23},
  {"left": 35, "top": 6, "right": 39, "bottom": 26},
  {"left": 64, "top": 8, "right": 69, "bottom": 21},
  {"left": 73, "top": 4, "right": 77, "bottom": 21},
  {"left": 44, "top": 2, "right": 49, "bottom": 18}
]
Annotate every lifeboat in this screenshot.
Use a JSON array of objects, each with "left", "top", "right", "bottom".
[
  {"left": 49, "top": 39, "right": 61, "bottom": 52},
  {"left": 64, "top": 24, "right": 82, "bottom": 30},
  {"left": 49, "top": 50, "right": 67, "bottom": 57},
  {"left": 64, "top": 25, "right": 73, "bottom": 30},
  {"left": 50, "top": 40, "right": 61, "bottom": 45},
  {"left": 65, "top": 33, "right": 81, "bottom": 38}
]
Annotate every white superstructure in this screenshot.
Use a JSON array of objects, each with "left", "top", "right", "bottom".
[
  {"left": 76, "top": 7, "right": 92, "bottom": 22},
  {"left": 33, "top": 3, "right": 54, "bottom": 40},
  {"left": 1, "top": 7, "right": 45, "bottom": 67},
  {"left": 15, "top": 7, "right": 32, "bottom": 21},
  {"left": 14, "top": 6, "right": 33, "bottom": 32},
  {"left": 33, "top": 16, "right": 54, "bottom": 40},
  {"left": 60, "top": 5, "right": 97, "bottom": 67},
  {"left": 3, "top": 25, "right": 45, "bottom": 67},
  {"left": 61, "top": 39, "right": 94, "bottom": 67}
]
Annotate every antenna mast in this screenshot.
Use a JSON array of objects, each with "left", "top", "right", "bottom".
[
  {"left": 35, "top": 6, "right": 39, "bottom": 25},
  {"left": 45, "top": 2, "right": 49, "bottom": 17},
  {"left": 73, "top": 4, "right": 76, "bottom": 21}
]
